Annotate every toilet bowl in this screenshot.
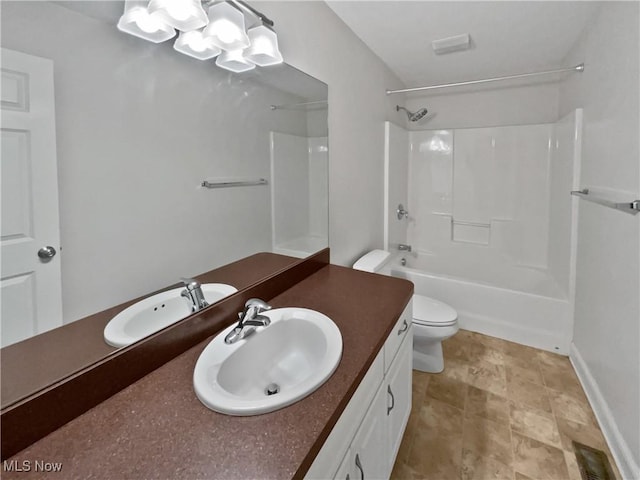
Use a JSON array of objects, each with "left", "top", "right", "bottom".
[
  {"left": 411, "top": 295, "right": 458, "bottom": 373},
  {"left": 353, "top": 250, "right": 459, "bottom": 373}
]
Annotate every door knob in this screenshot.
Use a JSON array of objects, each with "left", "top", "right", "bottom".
[{"left": 38, "top": 246, "right": 57, "bottom": 259}]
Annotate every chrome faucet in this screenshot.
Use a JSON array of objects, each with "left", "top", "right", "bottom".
[
  {"left": 224, "top": 298, "right": 272, "bottom": 344},
  {"left": 181, "top": 278, "right": 209, "bottom": 312},
  {"left": 398, "top": 244, "right": 412, "bottom": 252}
]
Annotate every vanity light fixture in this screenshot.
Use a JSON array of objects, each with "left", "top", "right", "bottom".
[
  {"left": 216, "top": 49, "right": 256, "bottom": 73},
  {"left": 244, "top": 24, "right": 283, "bottom": 67},
  {"left": 174, "top": 29, "right": 222, "bottom": 60},
  {"left": 148, "top": 0, "right": 208, "bottom": 31},
  {"left": 117, "top": 0, "right": 283, "bottom": 72},
  {"left": 117, "top": 0, "right": 176, "bottom": 43},
  {"left": 203, "top": 2, "right": 250, "bottom": 51}
]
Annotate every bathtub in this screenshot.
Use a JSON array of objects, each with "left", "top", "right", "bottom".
[{"left": 390, "top": 253, "right": 572, "bottom": 354}]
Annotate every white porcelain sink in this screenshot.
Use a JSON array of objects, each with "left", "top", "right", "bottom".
[
  {"left": 103, "top": 284, "right": 237, "bottom": 347},
  {"left": 193, "top": 308, "right": 342, "bottom": 416}
]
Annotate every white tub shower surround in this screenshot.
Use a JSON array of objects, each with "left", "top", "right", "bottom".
[
  {"left": 384, "top": 111, "right": 582, "bottom": 354},
  {"left": 270, "top": 132, "right": 328, "bottom": 258}
]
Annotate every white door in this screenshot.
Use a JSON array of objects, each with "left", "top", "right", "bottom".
[{"left": 1, "top": 48, "right": 62, "bottom": 347}]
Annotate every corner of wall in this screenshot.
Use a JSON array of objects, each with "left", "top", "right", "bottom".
[{"left": 570, "top": 343, "right": 640, "bottom": 480}]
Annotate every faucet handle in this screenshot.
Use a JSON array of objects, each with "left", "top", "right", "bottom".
[
  {"left": 180, "top": 277, "right": 200, "bottom": 290},
  {"left": 244, "top": 298, "right": 271, "bottom": 313},
  {"left": 243, "top": 314, "right": 271, "bottom": 327},
  {"left": 226, "top": 299, "right": 271, "bottom": 344}
]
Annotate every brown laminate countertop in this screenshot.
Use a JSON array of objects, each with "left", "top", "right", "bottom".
[
  {"left": 1, "top": 252, "right": 299, "bottom": 408},
  {"left": 4, "top": 265, "right": 413, "bottom": 479}
]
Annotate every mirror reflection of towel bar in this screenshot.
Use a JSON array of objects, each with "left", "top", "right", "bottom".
[
  {"left": 201, "top": 179, "right": 268, "bottom": 189},
  {"left": 571, "top": 189, "right": 640, "bottom": 215}
]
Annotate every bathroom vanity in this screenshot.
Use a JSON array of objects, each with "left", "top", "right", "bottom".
[
  {"left": 306, "top": 300, "right": 413, "bottom": 479},
  {"left": 2, "top": 255, "right": 413, "bottom": 479}
]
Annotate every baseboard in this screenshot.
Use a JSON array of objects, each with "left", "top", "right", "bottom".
[
  {"left": 458, "top": 311, "right": 570, "bottom": 354},
  {"left": 570, "top": 343, "right": 640, "bottom": 480}
]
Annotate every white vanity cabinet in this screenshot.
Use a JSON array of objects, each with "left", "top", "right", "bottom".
[{"left": 306, "top": 301, "right": 413, "bottom": 480}]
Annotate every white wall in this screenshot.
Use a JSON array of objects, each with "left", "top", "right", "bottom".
[
  {"left": 402, "top": 82, "right": 559, "bottom": 130},
  {"left": 559, "top": 4, "right": 640, "bottom": 479},
  {"left": 2, "top": 2, "right": 310, "bottom": 321},
  {"left": 259, "top": 2, "right": 406, "bottom": 266}
]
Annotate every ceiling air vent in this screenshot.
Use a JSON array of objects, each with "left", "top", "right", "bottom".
[{"left": 432, "top": 33, "right": 471, "bottom": 55}]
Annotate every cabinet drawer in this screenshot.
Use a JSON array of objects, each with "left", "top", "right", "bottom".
[{"left": 384, "top": 300, "right": 413, "bottom": 372}]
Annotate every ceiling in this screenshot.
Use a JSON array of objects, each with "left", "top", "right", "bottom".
[{"left": 326, "top": 1, "right": 601, "bottom": 87}]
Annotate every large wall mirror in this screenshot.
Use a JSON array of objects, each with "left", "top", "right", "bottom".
[{"left": 1, "top": 1, "right": 328, "bottom": 407}]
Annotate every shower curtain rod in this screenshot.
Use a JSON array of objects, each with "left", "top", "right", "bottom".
[{"left": 386, "top": 63, "right": 584, "bottom": 95}]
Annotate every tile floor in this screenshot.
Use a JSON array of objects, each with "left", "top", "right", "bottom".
[{"left": 391, "top": 329, "right": 619, "bottom": 480}]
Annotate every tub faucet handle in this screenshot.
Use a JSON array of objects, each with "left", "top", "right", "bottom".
[{"left": 397, "top": 204, "right": 409, "bottom": 220}]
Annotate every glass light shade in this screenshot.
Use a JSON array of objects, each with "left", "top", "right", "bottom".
[
  {"left": 244, "top": 25, "right": 283, "bottom": 67},
  {"left": 215, "top": 49, "right": 255, "bottom": 73},
  {"left": 174, "top": 30, "right": 222, "bottom": 60},
  {"left": 148, "top": 0, "right": 208, "bottom": 31},
  {"left": 203, "top": 2, "right": 250, "bottom": 52},
  {"left": 117, "top": 0, "right": 175, "bottom": 43}
]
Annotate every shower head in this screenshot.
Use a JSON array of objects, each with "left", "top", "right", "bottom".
[
  {"left": 396, "top": 105, "right": 429, "bottom": 122},
  {"left": 409, "top": 108, "right": 429, "bottom": 122}
]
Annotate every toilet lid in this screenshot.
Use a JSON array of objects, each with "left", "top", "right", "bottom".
[{"left": 413, "top": 295, "right": 458, "bottom": 327}]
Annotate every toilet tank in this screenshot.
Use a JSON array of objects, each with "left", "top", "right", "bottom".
[{"left": 353, "top": 250, "right": 392, "bottom": 274}]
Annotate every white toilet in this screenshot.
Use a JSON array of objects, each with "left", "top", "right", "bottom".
[{"left": 353, "top": 250, "right": 459, "bottom": 373}]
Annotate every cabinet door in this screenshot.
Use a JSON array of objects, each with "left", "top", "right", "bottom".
[
  {"left": 333, "top": 447, "right": 353, "bottom": 480},
  {"left": 351, "top": 383, "right": 387, "bottom": 480},
  {"left": 306, "top": 351, "right": 384, "bottom": 480},
  {"left": 386, "top": 334, "right": 413, "bottom": 476}
]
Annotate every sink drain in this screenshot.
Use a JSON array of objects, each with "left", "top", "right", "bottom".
[{"left": 265, "top": 383, "right": 280, "bottom": 396}]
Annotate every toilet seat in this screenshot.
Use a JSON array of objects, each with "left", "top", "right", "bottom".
[{"left": 412, "top": 295, "right": 458, "bottom": 327}]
